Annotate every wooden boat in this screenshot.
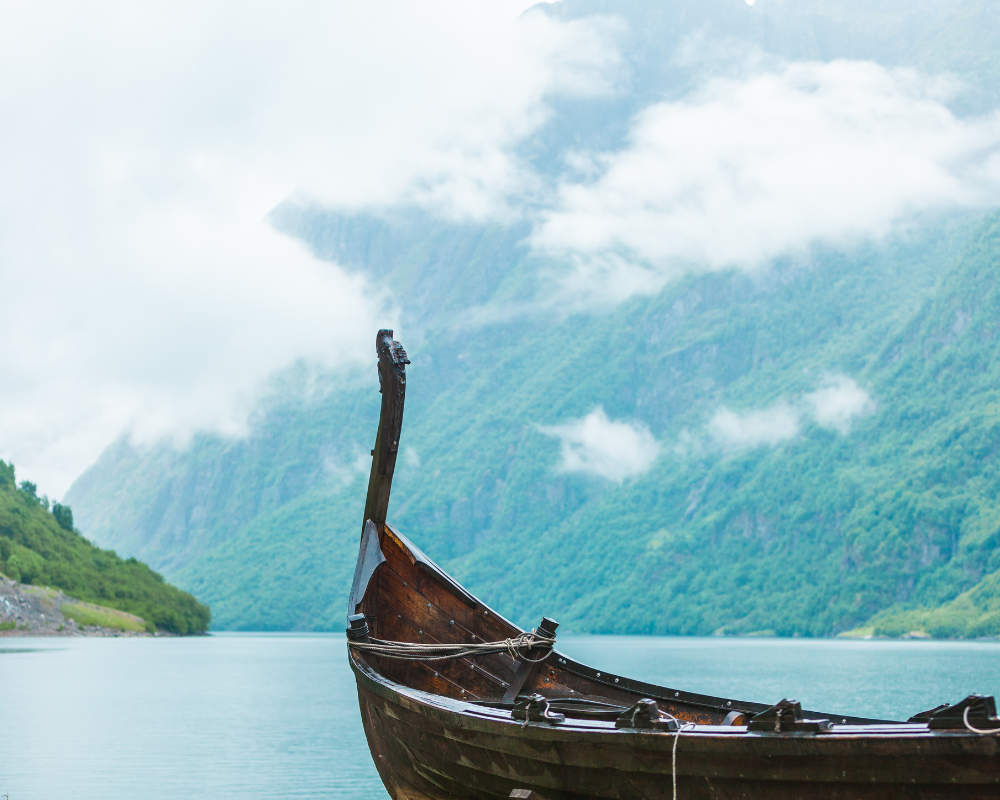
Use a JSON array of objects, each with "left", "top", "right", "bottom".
[{"left": 348, "top": 330, "right": 1000, "bottom": 800}]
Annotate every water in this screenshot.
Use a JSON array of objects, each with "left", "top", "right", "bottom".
[{"left": 0, "top": 634, "right": 997, "bottom": 799}]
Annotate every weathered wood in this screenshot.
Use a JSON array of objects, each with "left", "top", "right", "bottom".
[
  {"left": 348, "top": 330, "right": 1000, "bottom": 799},
  {"left": 363, "top": 329, "right": 409, "bottom": 531},
  {"left": 355, "top": 670, "right": 1000, "bottom": 798}
]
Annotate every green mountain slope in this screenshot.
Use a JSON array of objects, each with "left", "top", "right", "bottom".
[
  {"left": 67, "top": 208, "right": 991, "bottom": 633},
  {"left": 63, "top": 0, "right": 1000, "bottom": 635},
  {"left": 0, "top": 462, "right": 209, "bottom": 634},
  {"left": 458, "top": 212, "right": 1000, "bottom": 638}
]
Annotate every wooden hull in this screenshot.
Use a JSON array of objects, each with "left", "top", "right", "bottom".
[
  {"left": 348, "top": 523, "right": 1000, "bottom": 799},
  {"left": 352, "top": 656, "right": 999, "bottom": 800}
]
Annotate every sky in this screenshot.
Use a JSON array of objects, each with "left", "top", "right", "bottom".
[{"left": 2, "top": 0, "right": 1000, "bottom": 498}]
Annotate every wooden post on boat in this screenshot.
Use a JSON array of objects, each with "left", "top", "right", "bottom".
[{"left": 363, "top": 329, "right": 409, "bottom": 534}]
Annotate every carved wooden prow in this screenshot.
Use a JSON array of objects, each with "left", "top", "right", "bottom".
[{"left": 363, "top": 329, "right": 410, "bottom": 534}]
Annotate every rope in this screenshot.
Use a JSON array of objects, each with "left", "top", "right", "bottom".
[
  {"left": 349, "top": 630, "right": 556, "bottom": 663},
  {"left": 963, "top": 706, "right": 1000, "bottom": 735},
  {"left": 660, "top": 712, "right": 696, "bottom": 800}
]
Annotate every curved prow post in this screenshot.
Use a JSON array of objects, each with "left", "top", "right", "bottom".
[{"left": 363, "top": 329, "right": 410, "bottom": 533}]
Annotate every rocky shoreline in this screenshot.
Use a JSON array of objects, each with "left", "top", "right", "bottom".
[{"left": 0, "top": 575, "right": 155, "bottom": 637}]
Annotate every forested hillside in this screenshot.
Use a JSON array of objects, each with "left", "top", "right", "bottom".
[
  {"left": 0, "top": 461, "right": 209, "bottom": 633},
  {"left": 65, "top": 0, "right": 1000, "bottom": 636}
]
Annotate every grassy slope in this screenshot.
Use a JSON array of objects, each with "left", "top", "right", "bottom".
[{"left": 0, "top": 464, "right": 210, "bottom": 633}]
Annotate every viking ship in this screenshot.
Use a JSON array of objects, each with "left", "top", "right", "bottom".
[{"left": 347, "top": 330, "right": 999, "bottom": 800}]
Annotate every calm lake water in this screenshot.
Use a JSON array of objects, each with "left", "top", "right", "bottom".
[{"left": 1, "top": 633, "right": 997, "bottom": 799}]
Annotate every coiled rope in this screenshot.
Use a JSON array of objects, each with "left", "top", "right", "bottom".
[{"left": 349, "top": 631, "right": 555, "bottom": 663}]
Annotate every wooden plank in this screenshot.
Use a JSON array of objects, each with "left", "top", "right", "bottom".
[
  {"left": 377, "top": 605, "right": 503, "bottom": 699},
  {"left": 380, "top": 530, "right": 477, "bottom": 630},
  {"left": 377, "top": 565, "right": 518, "bottom": 687},
  {"left": 356, "top": 681, "right": 1000, "bottom": 799}
]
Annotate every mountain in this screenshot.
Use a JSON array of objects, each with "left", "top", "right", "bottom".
[
  {"left": 0, "top": 461, "right": 209, "bottom": 634},
  {"left": 65, "top": 0, "right": 1000, "bottom": 636},
  {"left": 65, "top": 206, "right": 996, "bottom": 634}
]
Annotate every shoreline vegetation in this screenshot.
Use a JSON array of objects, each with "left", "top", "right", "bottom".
[{"left": 0, "top": 459, "right": 209, "bottom": 635}]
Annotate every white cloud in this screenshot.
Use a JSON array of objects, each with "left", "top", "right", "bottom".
[
  {"left": 804, "top": 375, "right": 876, "bottom": 433},
  {"left": 533, "top": 59, "right": 1000, "bottom": 304},
  {"left": 0, "top": 1, "right": 621, "bottom": 496},
  {"left": 539, "top": 407, "right": 661, "bottom": 483},
  {"left": 709, "top": 404, "right": 801, "bottom": 450},
  {"left": 708, "top": 374, "right": 876, "bottom": 450}
]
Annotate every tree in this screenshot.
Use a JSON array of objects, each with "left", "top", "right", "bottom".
[
  {"left": 0, "top": 460, "right": 13, "bottom": 489},
  {"left": 52, "top": 503, "right": 74, "bottom": 532}
]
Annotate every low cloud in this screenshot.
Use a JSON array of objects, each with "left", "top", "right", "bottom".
[
  {"left": 0, "top": 1, "right": 621, "bottom": 495},
  {"left": 708, "top": 374, "right": 875, "bottom": 450},
  {"left": 539, "top": 407, "right": 660, "bottom": 483},
  {"left": 709, "top": 404, "right": 801, "bottom": 450},
  {"left": 804, "top": 375, "right": 877, "bottom": 434},
  {"left": 533, "top": 59, "right": 1000, "bottom": 304},
  {"left": 324, "top": 451, "right": 372, "bottom": 487}
]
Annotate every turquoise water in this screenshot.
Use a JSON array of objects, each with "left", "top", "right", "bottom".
[{"left": 0, "top": 634, "right": 997, "bottom": 799}]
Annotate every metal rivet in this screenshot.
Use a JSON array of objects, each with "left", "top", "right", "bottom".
[
  {"left": 675, "top": 692, "right": 679, "bottom": 697},
  {"left": 461, "top": 689, "right": 465, "bottom": 694},
  {"left": 434, "top": 671, "right": 438, "bottom": 676},
  {"left": 450, "top": 620, "right": 455, "bottom": 625},
  {"left": 397, "top": 614, "right": 401, "bottom": 619},
  {"left": 403, "top": 581, "right": 407, "bottom": 586},
  {"left": 419, "top": 630, "right": 422, "bottom": 635},
  {"left": 727, "top": 701, "right": 731, "bottom": 706},
  {"left": 615, "top": 678, "right": 619, "bottom": 683},
  {"left": 596, "top": 672, "right": 601, "bottom": 677},
  {"left": 427, "top": 603, "right": 431, "bottom": 608}
]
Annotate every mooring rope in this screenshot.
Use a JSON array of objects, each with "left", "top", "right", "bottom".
[
  {"left": 963, "top": 706, "right": 1000, "bottom": 735},
  {"left": 657, "top": 712, "right": 697, "bottom": 800},
  {"left": 349, "top": 630, "right": 556, "bottom": 662}
]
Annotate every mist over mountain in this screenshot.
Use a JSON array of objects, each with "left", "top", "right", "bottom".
[{"left": 66, "top": 0, "right": 1000, "bottom": 636}]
